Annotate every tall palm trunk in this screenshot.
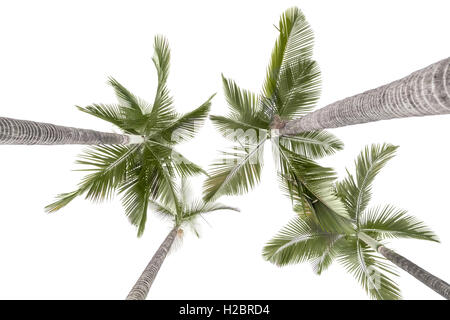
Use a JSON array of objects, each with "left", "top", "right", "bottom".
[
  {"left": 358, "top": 232, "right": 450, "bottom": 299},
  {"left": 0, "top": 117, "right": 144, "bottom": 145},
  {"left": 280, "top": 57, "right": 450, "bottom": 135},
  {"left": 126, "top": 226, "right": 178, "bottom": 300}
]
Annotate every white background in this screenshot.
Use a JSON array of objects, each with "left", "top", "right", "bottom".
[{"left": 0, "top": 0, "right": 449, "bottom": 300}]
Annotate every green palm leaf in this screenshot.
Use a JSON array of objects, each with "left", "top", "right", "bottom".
[
  {"left": 108, "top": 77, "right": 148, "bottom": 116},
  {"left": 221, "top": 75, "right": 268, "bottom": 128},
  {"left": 278, "top": 130, "right": 343, "bottom": 159},
  {"left": 263, "top": 7, "right": 314, "bottom": 99},
  {"left": 45, "top": 144, "right": 139, "bottom": 212},
  {"left": 276, "top": 59, "right": 321, "bottom": 118},
  {"left": 203, "top": 138, "right": 266, "bottom": 201},
  {"left": 263, "top": 216, "right": 340, "bottom": 266},
  {"left": 338, "top": 239, "right": 401, "bottom": 300},
  {"left": 159, "top": 94, "right": 214, "bottom": 143},
  {"left": 336, "top": 143, "right": 398, "bottom": 221},
  {"left": 277, "top": 147, "right": 353, "bottom": 233},
  {"left": 121, "top": 173, "right": 152, "bottom": 237},
  {"left": 183, "top": 200, "right": 240, "bottom": 222},
  {"left": 146, "top": 140, "right": 206, "bottom": 177},
  {"left": 76, "top": 103, "right": 129, "bottom": 131},
  {"left": 148, "top": 35, "right": 176, "bottom": 133},
  {"left": 210, "top": 115, "right": 268, "bottom": 141},
  {"left": 360, "top": 205, "right": 439, "bottom": 242},
  {"left": 119, "top": 146, "right": 178, "bottom": 236},
  {"left": 309, "top": 234, "right": 345, "bottom": 275}
]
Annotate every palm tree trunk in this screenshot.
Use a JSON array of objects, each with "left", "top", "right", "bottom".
[
  {"left": 358, "top": 232, "right": 450, "bottom": 299},
  {"left": 0, "top": 117, "right": 144, "bottom": 145},
  {"left": 126, "top": 226, "right": 178, "bottom": 300},
  {"left": 280, "top": 57, "right": 450, "bottom": 135},
  {"left": 378, "top": 245, "right": 450, "bottom": 300}
]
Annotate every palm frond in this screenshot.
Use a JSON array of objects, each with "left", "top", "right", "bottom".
[
  {"left": 143, "top": 144, "right": 179, "bottom": 208},
  {"left": 203, "top": 138, "right": 266, "bottom": 201},
  {"left": 148, "top": 198, "right": 176, "bottom": 222},
  {"left": 171, "top": 150, "right": 207, "bottom": 177},
  {"left": 263, "top": 216, "right": 340, "bottom": 266},
  {"left": 221, "top": 75, "right": 268, "bottom": 128},
  {"left": 146, "top": 140, "right": 206, "bottom": 177},
  {"left": 107, "top": 77, "right": 145, "bottom": 116},
  {"left": 278, "top": 130, "right": 343, "bottom": 159},
  {"left": 210, "top": 116, "right": 268, "bottom": 142},
  {"left": 153, "top": 35, "right": 170, "bottom": 86},
  {"left": 45, "top": 145, "right": 139, "bottom": 213},
  {"left": 263, "top": 7, "right": 314, "bottom": 98},
  {"left": 45, "top": 190, "right": 83, "bottom": 213},
  {"left": 310, "top": 234, "right": 345, "bottom": 275},
  {"left": 76, "top": 145, "right": 139, "bottom": 201},
  {"left": 159, "top": 94, "right": 214, "bottom": 143},
  {"left": 184, "top": 200, "right": 240, "bottom": 221},
  {"left": 119, "top": 146, "right": 179, "bottom": 236},
  {"left": 276, "top": 59, "right": 321, "bottom": 118},
  {"left": 336, "top": 144, "right": 398, "bottom": 222},
  {"left": 360, "top": 205, "right": 439, "bottom": 242},
  {"left": 76, "top": 103, "right": 128, "bottom": 131},
  {"left": 121, "top": 176, "right": 151, "bottom": 237},
  {"left": 338, "top": 239, "right": 401, "bottom": 300},
  {"left": 277, "top": 147, "right": 353, "bottom": 233},
  {"left": 148, "top": 35, "right": 176, "bottom": 133}
]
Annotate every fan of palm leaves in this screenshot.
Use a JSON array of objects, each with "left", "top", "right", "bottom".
[
  {"left": 203, "top": 7, "right": 344, "bottom": 228},
  {"left": 46, "top": 35, "right": 214, "bottom": 236},
  {"left": 263, "top": 144, "right": 439, "bottom": 299}
]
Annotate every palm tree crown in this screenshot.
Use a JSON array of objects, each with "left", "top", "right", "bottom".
[
  {"left": 46, "top": 35, "right": 214, "bottom": 236},
  {"left": 204, "top": 7, "right": 348, "bottom": 231},
  {"left": 264, "top": 144, "right": 440, "bottom": 299}
]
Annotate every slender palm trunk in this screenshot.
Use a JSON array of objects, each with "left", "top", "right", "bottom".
[
  {"left": 126, "top": 226, "right": 178, "bottom": 300},
  {"left": 280, "top": 57, "right": 450, "bottom": 135},
  {"left": 358, "top": 232, "right": 450, "bottom": 299},
  {"left": 0, "top": 117, "right": 144, "bottom": 145}
]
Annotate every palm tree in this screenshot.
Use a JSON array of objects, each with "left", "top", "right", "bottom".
[
  {"left": 264, "top": 144, "right": 450, "bottom": 299},
  {"left": 204, "top": 7, "right": 351, "bottom": 232},
  {"left": 279, "top": 57, "right": 450, "bottom": 136},
  {"left": 46, "top": 35, "right": 214, "bottom": 236},
  {"left": 126, "top": 179, "right": 239, "bottom": 300},
  {"left": 0, "top": 116, "right": 143, "bottom": 145}
]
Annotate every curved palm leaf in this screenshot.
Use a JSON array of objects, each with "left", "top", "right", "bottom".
[
  {"left": 45, "top": 144, "right": 140, "bottom": 212},
  {"left": 183, "top": 200, "right": 240, "bottom": 222},
  {"left": 119, "top": 145, "right": 179, "bottom": 236},
  {"left": 221, "top": 75, "right": 269, "bottom": 128},
  {"left": 277, "top": 146, "right": 353, "bottom": 233},
  {"left": 263, "top": 7, "right": 314, "bottom": 99},
  {"left": 159, "top": 94, "right": 214, "bottom": 143},
  {"left": 76, "top": 103, "right": 129, "bottom": 131},
  {"left": 360, "top": 205, "right": 439, "bottom": 242},
  {"left": 210, "top": 115, "right": 268, "bottom": 142},
  {"left": 338, "top": 239, "right": 401, "bottom": 300},
  {"left": 336, "top": 143, "right": 398, "bottom": 221},
  {"left": 146, "top": 140, "right": 206, "bottom": 177},
  {"left": 276, "top": 59, "right": 321, "bottom": 119},
  {"left": 278, "top": 130, "right": 343, "bottom": 159},
  {"left": 148, "top": 35, "right": 176, "bottom": 133},
  {"left": 310, "top": 234, "right": 345, "bottom": 275},
  {"left": 263, "top": 216, "right": 340, "bottom": 266},
  {"left": 203, "top": 138, "right": 266, "bottom": 201}
]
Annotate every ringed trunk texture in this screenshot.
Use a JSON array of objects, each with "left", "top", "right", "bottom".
[
  {"left": 280, "top": 57, "right": 450, "bottom": 135},
  {"left": 126, "top": 227, "right": 178, "bottom": 300},
  {"left": 377, "top": 245, "right": 450, "bottom": 300},
  {"left": 0, "top": 117, "right": 142, "bottom": 145}
]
